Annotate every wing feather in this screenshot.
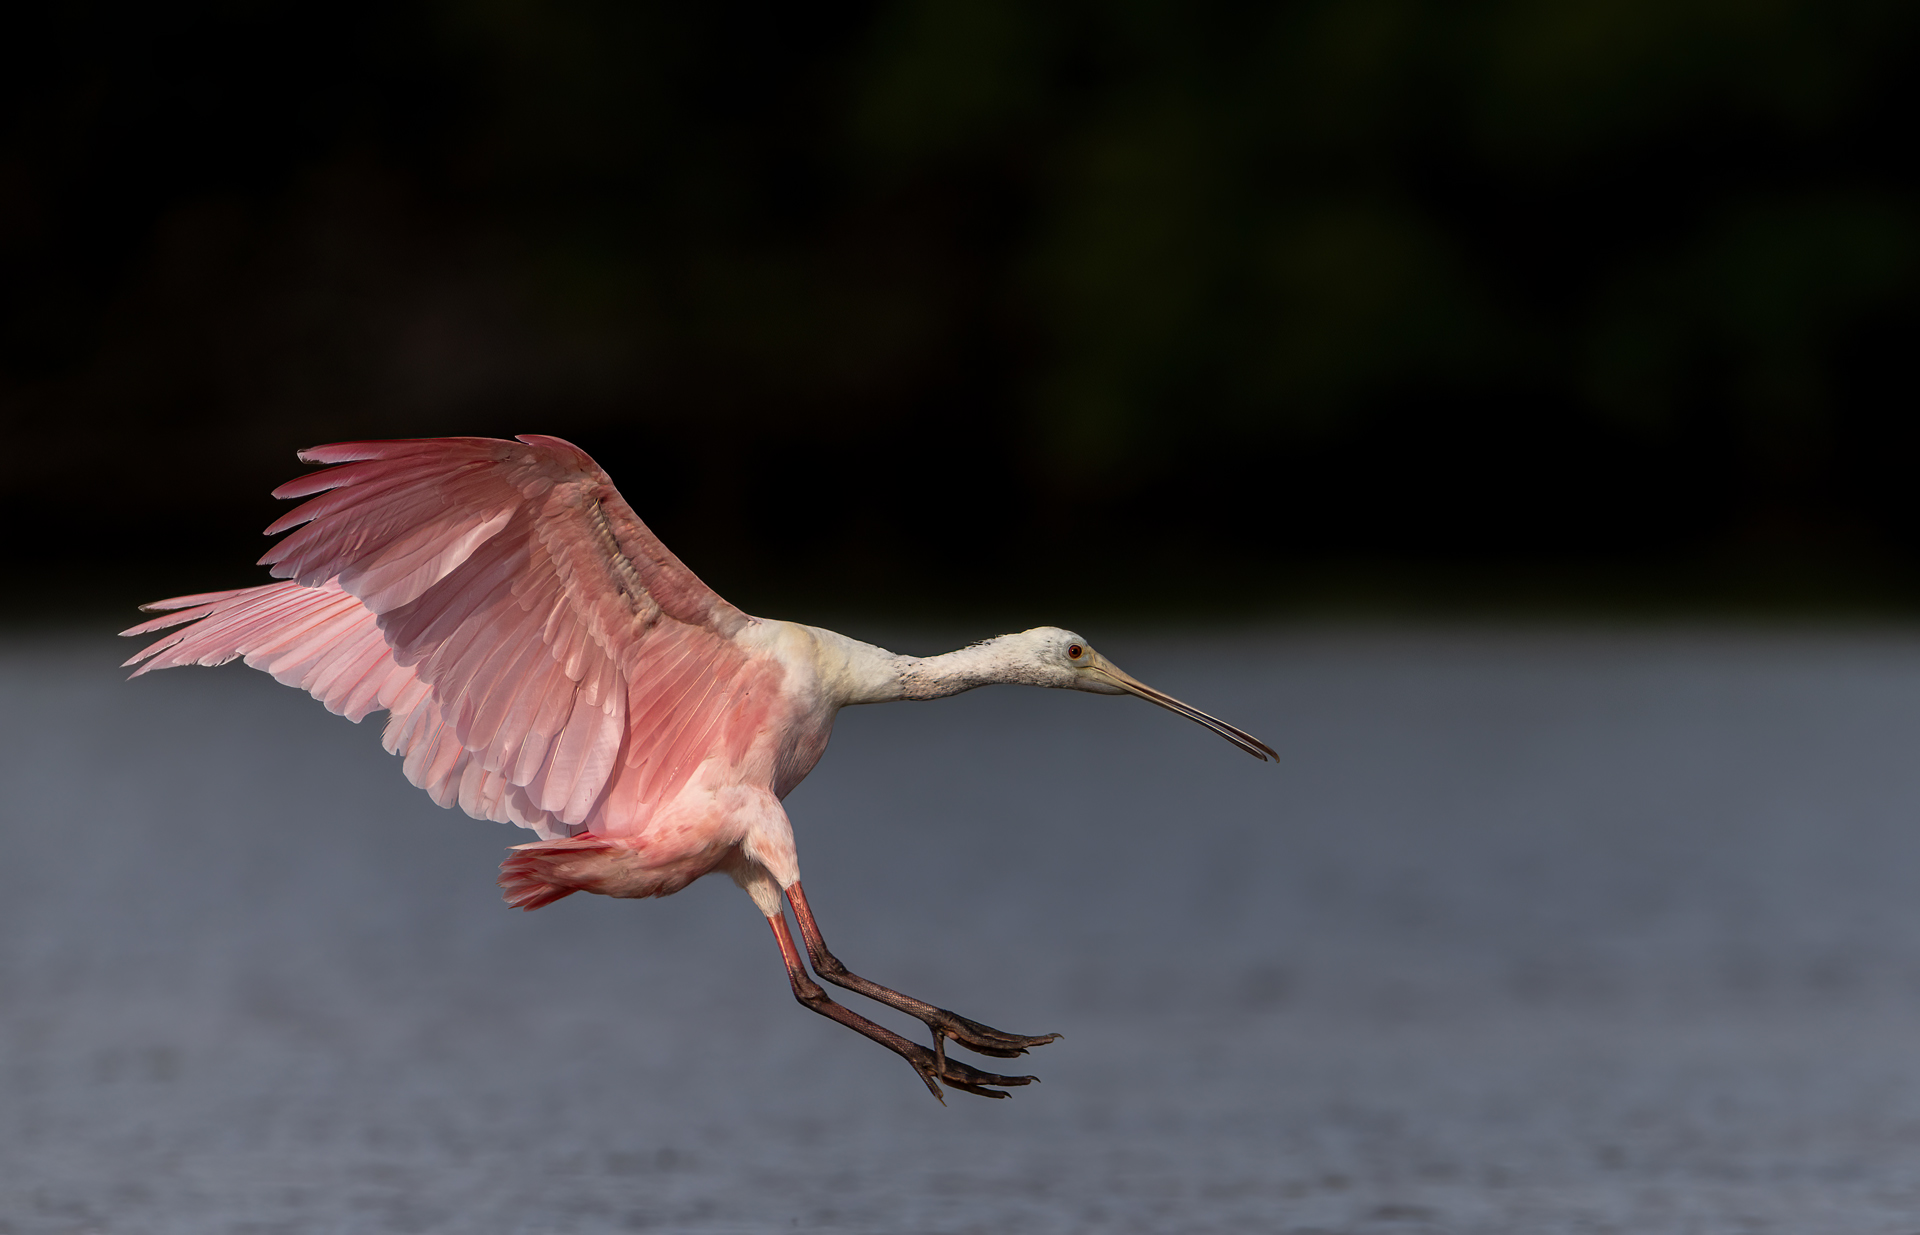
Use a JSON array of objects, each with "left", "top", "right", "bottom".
[
  {"left": 302, "top": 620, "right": 389, "bottom": 701},
  {"left": 123, "top": 435, "right": 758, "bottom": 841},
  {"left": 464, "top": 632, "right": 550, "bottom": 762},
  {"left": 476, "top": 647, "right": 555, "bottom": 776},
  {"left": 514, "top": 657, "right": 580, "bottom": 785},
  {"left": 337, "top": 644, "right": 411, "bottom": 723}
]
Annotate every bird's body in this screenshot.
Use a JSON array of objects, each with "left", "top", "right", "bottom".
[{"left": 125, "top": 435, "right": 1272, "bottom": 1100}]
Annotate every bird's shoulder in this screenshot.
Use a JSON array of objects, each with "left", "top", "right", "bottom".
[{"left": 750, "top": 622, "right": 909, "bottom": 708}]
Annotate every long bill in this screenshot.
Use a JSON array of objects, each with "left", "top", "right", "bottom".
[{"left": 1085, "top": 658, "right": 1278, "bottom": 762}]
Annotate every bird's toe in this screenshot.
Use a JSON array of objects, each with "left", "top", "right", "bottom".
[
  {"left": 938, "top": 1057, "right": 1040, "bottom": 1099},
  {"left": 903, "top": 1043, "right": 1040, "bottom": 1101},
  {"left": 936, "top": 1011, "right": 1062, "bottom": 1058}
]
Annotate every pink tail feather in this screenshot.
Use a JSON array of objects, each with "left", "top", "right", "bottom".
[{"left": 497, "top": 834, "right": 615, "bottom": 911}]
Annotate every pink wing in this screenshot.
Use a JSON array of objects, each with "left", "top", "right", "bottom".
[{"left": 123, "top": 435, "right": 757, "bottom": 840}]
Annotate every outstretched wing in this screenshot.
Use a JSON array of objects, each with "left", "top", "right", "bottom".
[{"left": 123, "top": 435, "right": 755, "bottom": 839}]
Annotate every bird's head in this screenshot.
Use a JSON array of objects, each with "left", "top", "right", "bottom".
[{"left": 1011, "top": 627, "right": 1277, "bottom": 762}]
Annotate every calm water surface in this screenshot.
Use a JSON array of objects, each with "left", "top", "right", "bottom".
[{"left": 7, "top": 626, "right": 1920, "bottom": 1233}]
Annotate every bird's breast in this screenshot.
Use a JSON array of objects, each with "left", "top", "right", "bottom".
[{"left": 771, "top": 701, "right": 837, "bottom": 800}]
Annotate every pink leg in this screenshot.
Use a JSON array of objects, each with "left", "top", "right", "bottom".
[
  {"left": 784, "top": 881, "right": 1061, "bottom": 1063},
  {"left": 766, "top": 913, "right": 1042, "bottom": 1101}
]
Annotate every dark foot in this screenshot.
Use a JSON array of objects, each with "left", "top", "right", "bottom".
[
  {"left": 926, "top": 1009, "right": 1061, "bottom": 1059},
  {"left": 905, "top": 1040, "right": 1041, "bottom": 1102},
  {"left": 769, "top": 911, "right": 1047, "bottom": 1103},
  {"left": 784, "top": 881, "right": 1060, "bottom": 1060}
]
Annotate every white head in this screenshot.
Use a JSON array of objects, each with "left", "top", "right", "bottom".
[{"left": 1004, "top": 626, "right": 1276, "bottom": 761}]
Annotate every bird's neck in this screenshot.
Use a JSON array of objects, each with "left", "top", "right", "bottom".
[
  {"left": 804, "top": 628, "right": 1039, "bottom": 706},
  {"left": 896, "top": 635, "right": 1047, "bottom": 701}
]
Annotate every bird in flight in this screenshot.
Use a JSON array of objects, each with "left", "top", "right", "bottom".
[{"left": 123, "top": 435, "right": 1274, "bottom": 1101}]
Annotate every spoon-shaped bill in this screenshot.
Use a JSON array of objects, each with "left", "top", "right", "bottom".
[{"left": 1085, "top": 658, "right": 1277, "bottom": 762}]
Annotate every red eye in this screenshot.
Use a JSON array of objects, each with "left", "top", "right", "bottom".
[{"left": 1067, "top": 644, "right": 1084, "bottom": 659}]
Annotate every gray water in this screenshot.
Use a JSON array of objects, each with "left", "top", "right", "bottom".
[{"left": 9, "top": 626, "right": 1920, "bottom": 1233}]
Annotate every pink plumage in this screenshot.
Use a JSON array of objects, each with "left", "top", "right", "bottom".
[{"left": 125, "top": 434, "right": 1275, "bottom": 1101}]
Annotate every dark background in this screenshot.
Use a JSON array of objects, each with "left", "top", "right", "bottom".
[{"left": 6, "top": 0, "right": 1920, "bottom": 622}]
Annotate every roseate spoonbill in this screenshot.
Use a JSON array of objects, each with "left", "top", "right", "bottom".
[{"left": 122, "top": 435, "right": 1274, "bottom": 1101}]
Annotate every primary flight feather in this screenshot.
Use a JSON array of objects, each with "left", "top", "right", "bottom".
[{"left": 124, "top": 434, "right": 1274, "bottom": 1100}]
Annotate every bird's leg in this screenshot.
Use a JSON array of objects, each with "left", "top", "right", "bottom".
[
  {"left": 783, "top": 881, "right": 1061, "bottom": 1061},
  {"left": 765, "top": 914, "right": 1037, "bottom": 1101}
]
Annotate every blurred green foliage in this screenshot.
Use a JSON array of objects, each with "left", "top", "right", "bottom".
[{"left": 3, "top": 0, "right": 1919, "bottom": 611}]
